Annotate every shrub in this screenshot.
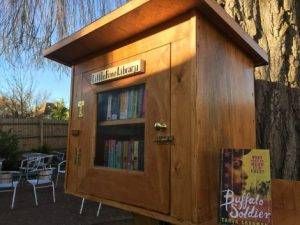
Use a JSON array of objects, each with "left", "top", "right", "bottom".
[
  {"left": 32, "top": 144, "right": 51, "bottom": 154},
  {"left": 0, "top": 130, "right": 21, "bottom": 170}
]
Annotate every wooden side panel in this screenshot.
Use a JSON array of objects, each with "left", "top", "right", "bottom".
[
  {"left": 65, "top": 67, "right": 82, "bottom": 194},
  {"left": 272, "top": 179, "right": 300, "bottom": 225},
  {"left": 170, "top": 15, "right": 196, "bottom": 221},
  {"left": 193, "top": 13, "right": 256, "bottom": 223},
  {"left": 272, "top": 179, "right": 300, "bottom": 211}
]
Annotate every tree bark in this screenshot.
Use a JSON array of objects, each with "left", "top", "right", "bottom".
[{"left": 215, "top": 0, "right": 300, "bottom": 180}]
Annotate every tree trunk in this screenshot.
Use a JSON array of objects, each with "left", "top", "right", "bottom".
[{"left": 215, "top": 0, "right": 300, "bottom": 180}]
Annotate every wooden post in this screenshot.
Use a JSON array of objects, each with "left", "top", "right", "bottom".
[
  {"left": 39, "top": 118, "right": 44, "bottom": 147},
  {"left": 133, "top": 214, "right": 166, "bottom": 225}
]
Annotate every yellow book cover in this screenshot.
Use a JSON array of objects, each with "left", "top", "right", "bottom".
[{"left": 219, "top": 149, "right": 272, "bottom": 225}]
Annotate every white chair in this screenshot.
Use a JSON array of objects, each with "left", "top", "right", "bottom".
[
  {"left": 39, "top": 155, "right": 54, "bottom": 169},
  {"left": 0, "top": 172, "right": 19, "bottom": 209},
  {"left": 0, "top": 158, "right": 5, "bottom": 171},
  {"left": 55, "top": 160, "right": 66, "bottom": 187},
  {"left": 80, "top": 198, "right": 102, "bottom": 217},
  {"left": 52, "top": 151, "right": 65, "bottom": 163},
  {"left": 26, "top": 169, "right": 55, "bottom": 206}
]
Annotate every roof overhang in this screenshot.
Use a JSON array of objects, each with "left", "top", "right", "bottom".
[{"left": 44, "top": 0, "right": 268, "bottom": 67}]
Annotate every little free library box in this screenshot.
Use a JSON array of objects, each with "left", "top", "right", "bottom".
[{"left": 44, "top": 0, "right": 268, "bottom": 224}]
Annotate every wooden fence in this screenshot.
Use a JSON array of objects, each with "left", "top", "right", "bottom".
[{"left": 0, "top": 118, "right": 68, "bottom": 151}]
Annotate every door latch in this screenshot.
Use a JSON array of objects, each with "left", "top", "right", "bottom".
[
  {"left": 155, "top": 135, "right": 174, "bottom": 145},
  {"left": 154, "top": 122, "right": 167, "bottom": 131}
]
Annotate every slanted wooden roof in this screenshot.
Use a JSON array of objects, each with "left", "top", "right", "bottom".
[{"left": 44, "top": 0, "right": 268, "bottom": 67}]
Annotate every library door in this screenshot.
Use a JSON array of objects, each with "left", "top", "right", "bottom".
[{"left": 75, "top": 44, "right": 171, "bottom": 213}]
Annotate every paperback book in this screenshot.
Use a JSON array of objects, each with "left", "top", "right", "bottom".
[
  {"left": 219, "top": 149, "right": 272, "bottom": 225},
  {"left": 103, "top": 139, "right": 144, "bottom": 171},
  {"left": 99, "top": 85, "right": 145, "bottom": 121}
]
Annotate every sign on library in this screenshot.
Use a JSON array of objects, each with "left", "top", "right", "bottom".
[{"left": 91, "top": 60, "right": 146, "bottom": 84}]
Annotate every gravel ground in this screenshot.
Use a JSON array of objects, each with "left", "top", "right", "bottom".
[{"left": 0, "top": 179, "right": 134, "bottom": 225}]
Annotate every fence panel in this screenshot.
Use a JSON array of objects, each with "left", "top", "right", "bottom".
[{"left": 0, "top": 118, "right": 68, "bottom": 151}]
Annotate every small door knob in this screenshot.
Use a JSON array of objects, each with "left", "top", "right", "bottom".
[{"left": 154, "top": 122, "right": 167, "bottom": 130}]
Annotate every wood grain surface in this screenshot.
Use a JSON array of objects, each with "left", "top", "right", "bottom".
[{"left": 44, "top": 0, "right": 267, "bottom": 67}]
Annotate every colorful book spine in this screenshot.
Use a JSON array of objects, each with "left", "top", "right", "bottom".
[
  {"left": 104, "top": 139, "right": 144, "bottom": 171},
  {"left": 133, "top": 141, "right": 139, "bottom": 170},
  {"left": 138, "top": 140, "right": 144, "bottom": 170},
  {"left": 111, "top": 93, "right": 119, "bottom": 120},
  {"left": 106, "top": 95, "right": 112, "bottom": 120},
  {"left": 119, "top": 92, "right": 126, "bottom": 119},
  {"left": 137, "top": 87, "right": 144, "bottom": 117},
  {"left": 122, "top": 141, "right": 128, "bottom": 169},
  {"left": 132, "top": 89, "right": 138, "bottom": 118},
  {"left": 104, "top": 140, "right": 109, "bottom": 167},
  {"left": 115, "top": 141, "right": 122, "bottom": 169}
]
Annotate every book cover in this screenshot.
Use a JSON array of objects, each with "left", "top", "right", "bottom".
[{"left": 219, "top": 149, "right": 272, "bottom": 225}]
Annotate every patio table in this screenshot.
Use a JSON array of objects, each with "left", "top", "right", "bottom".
[{"left": 22, "top": 153, "right": 49, "bottom": 160}]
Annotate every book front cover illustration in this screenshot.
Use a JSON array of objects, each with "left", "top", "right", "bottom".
[{"left": 219, "top": 149, "right": 272, "bottom": 225}]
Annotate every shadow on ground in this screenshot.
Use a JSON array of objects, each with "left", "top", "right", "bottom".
[{"left": 0, "top": 179, "right": 134, "bottom": 225}]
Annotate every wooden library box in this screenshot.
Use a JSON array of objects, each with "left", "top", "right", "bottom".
[{"left": 44, "top": 0, "right": 268, "bottom": 224}]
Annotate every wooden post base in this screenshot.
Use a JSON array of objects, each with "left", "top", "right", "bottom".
[{"left": 133, "top": 214, "right": 170, "bottom": 225}]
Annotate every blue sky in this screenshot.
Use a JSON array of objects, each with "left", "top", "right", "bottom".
[
  {"left": 0, "top": 1, "right": 128, "bottom": 107},
  {"left": 0, "top": 60, "right": 71, "bottom": 106},
  {"left": 32, "top": 67, "right": 71, "bottom": 104}
]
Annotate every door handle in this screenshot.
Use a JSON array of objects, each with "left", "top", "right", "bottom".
[{"left": 154, "top": 122, "right": 167, "bottom": 131}]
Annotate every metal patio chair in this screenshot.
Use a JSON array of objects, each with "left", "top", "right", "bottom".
[
  {"left": 0, "top": 172, "right": 20, "bottom": 209},
  {"left": 26, "top": 168, "right": 56, "bottom": 206},
  {"left": 19, "top": 158, "right": 42, "bottom": 183},
  {"left": 80, "top": 198, "right": 102, "bottom": 217},
  {"left": 55, "top": 160, "right": 66, "bottom": 187},
  {"left": 39, "top": 155, "right": 54, "bottom": 169}
]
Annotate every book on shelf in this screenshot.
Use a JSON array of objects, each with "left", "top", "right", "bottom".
[
  {"left": 106, "top": 95, "right": 112, "bottom": 120},
  {"left": 103, "top": 139, "right": 144, "bottom": 171},
  {"left": 99, "top": 85, "right": 145, "bottom": 121},
  {"left": 133, "top": 141, "right": 139, "bottom": 170},
  {"left": 111, "top": 93, "right": 120, "bottom": 120},
  {"left": 138, "top": 141, "right": 144, "bottom": 170}
]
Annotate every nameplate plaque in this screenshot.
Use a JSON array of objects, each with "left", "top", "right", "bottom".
[{"left": 91, "top": 60, "right": 145, "bottom": 84}]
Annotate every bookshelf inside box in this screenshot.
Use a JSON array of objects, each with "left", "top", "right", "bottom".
[
  {"left": 44, "top": 1, "right": 268, "bottom": 224},
  {"left": 95, "top": 84, "right": 146, "bottom": 171}
]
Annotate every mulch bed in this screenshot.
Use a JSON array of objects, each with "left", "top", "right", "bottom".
[{"left": 0, "top": 179, "right": 134, "bottom": 225}]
